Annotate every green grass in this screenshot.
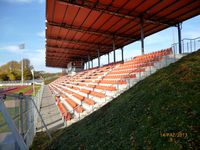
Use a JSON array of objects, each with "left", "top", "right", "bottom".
[
  {"left": 14, "top": 86, "right": 32, "bottom": 94},
  {"left": 31, "top": 50, "right": 200, "bottom": 150}
]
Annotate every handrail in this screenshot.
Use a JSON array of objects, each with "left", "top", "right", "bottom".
[{"left": 172, "top": 36, "right": 200, "bottom": 54}]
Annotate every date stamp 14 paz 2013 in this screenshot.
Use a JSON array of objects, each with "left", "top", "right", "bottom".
[{"left": 160, "top": 132, "right": 188, "bottom": 138}]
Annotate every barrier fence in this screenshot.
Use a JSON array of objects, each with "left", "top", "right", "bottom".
[
  {"left": 172, "top": 37, "right": 200, "bottom": 54},
  {"left": 0, "top": 83, "right": 51, "bottom": 150},
  {"left": 0, "top": 80, "right": 43, "bottom": 86}
]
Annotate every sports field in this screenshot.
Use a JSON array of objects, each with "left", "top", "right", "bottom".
[{"left": 0, "top": 85, "right": 41, "bottom": 96}]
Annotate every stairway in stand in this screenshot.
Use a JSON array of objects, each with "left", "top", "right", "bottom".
[{"left": 36, "top": 85, "right": 64, "bottom": 132}]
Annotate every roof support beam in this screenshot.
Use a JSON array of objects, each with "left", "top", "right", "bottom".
[
  {"left": 46, "top": 57, "right": 73, "bottom": 61},
  {"left": 47, "top": 22, "right": 134, "bottom": 40},
  {"left": 46, "top": 46, "right": 102, "bottom": 55},
  {"left": 46, "top": 52, "right": 89, "bottom": 57},
  {"left": 58, "top": 0, "right": 171, "bottom": 26},
  {"left": 48, "top": 37, "right": 112, "bottom": 49},
  {"left": 46, "top": 57, "right": 87, "bottom": 63},
  {"left": 46, "top": 53, "right": 91, "bottom": 59}
]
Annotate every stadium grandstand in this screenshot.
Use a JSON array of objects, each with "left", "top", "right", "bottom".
[
  {"left": 45, "top": 0, "right": 200, "bottom": 127},
  {"left": 0, "top": 0, "right": 200, "bottom": 150}
]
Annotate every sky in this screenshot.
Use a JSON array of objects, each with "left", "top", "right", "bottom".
[{"left": 0, "top": 0, "right": 199, "bottom": 72}]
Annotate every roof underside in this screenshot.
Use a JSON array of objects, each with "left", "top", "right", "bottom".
[{"left": 46, "top": 0, "right": 200, "bottom": 68}]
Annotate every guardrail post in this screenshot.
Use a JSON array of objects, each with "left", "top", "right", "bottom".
[
  {"left": 19, "top": 93, "right": 24, "bottom": 138},
  {"left": 190, "top": 40, "right": 192, "bottom": 52}
]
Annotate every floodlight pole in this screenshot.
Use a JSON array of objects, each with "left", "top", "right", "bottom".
[
  {"left": 19, "top": 44, "right": 25, "bottom": 84},
  {"left": 21, "top": 59, "right": 24, "bottom": 84},
  {"left": 140, "top": 16, "right": 144, "bottom": 55},
  {"left": 31, "top": 69, "right": 35, "bottom": 96}
]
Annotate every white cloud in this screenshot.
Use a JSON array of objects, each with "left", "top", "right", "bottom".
[
  {"left": 23, "top": 49, "right": 60, "bottom": 72},
  {"left": 37, "top": 30, "right": 45, "bottom": 38},
  {"left": 25, "top": 49, "right": 45, "bottom": 70},
  {"left": 0, "top": 45, "right": 25, "bottom": 53},
  {"left": 0, "top": 45, "right": 60, "bottom": 72}
]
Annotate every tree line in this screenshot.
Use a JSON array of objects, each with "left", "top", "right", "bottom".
[
  {"left": 0, "top": 59, "right": 62, "bottom": 82},
  {"left": 0, "top": 59, "right": 33, "bottom": 81}
]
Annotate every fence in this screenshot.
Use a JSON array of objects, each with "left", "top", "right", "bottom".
[
  {"left": 0, "top": 80, "right": 43, "bottom": 86},
  {"left": 172, "top": 37, "right": 200, "bottom": 54},
  {"left": 0, "top": 83, "right": 51, "bottom": 150}
]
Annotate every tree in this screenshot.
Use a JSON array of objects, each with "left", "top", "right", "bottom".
[
  {"left": 0, "top": 61, "right": 20, "bottom": 73},
  {"left": 15, "top": 71, "right": 21, "bottom": 80},
  {"left": 0, "top": 73, "right": 9, "bottom": 81},
  {"left": 24, "top": 68, "right": 32, "bottom": 80},
  {"left": 7, "top": 72, "right": 16, "bottom": 81},
  {"left": 0, "top": 58, "right": 34, "bottom": 81},
  {"left": 19, "top": 59, "right": 33, "bottom": 70}
]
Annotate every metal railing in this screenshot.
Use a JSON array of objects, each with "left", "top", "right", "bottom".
[
  {"left": 172, "top": 37, "right": 200, "bottom": 54},
  {"left": 0, "top": 79, "right": 43, "bottom": 84},
  {"left": 0, "top": 83, "right": 51, "bottom": 150}
]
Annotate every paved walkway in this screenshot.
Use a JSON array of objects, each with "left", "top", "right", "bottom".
[{"left": 36, "top": 85, "right": 64, "bottom": 132}]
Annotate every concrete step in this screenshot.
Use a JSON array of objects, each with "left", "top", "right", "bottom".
[{"left": 36, "top": 85, "right": 64, "bottom": 133}]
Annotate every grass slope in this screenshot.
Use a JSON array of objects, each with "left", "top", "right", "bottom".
[{"left": 31, "top": 50, "right": 200, "bottom": 150}]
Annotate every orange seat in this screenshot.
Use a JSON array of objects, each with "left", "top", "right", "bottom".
[
  {"left": 65, "top": 98, "right": 77, "bottom": 108},
  {"left": 74, "top": 106, "right": 84, "bottom": 113}
]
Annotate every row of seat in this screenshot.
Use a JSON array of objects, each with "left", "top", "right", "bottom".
[
  {"left": 55, "top": 96, "right": 72, "bottom": 121},
  {"left": 50, "top": 48, "right": 173, "bottom": 123}
]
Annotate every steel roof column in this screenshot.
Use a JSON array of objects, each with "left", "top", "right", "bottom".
[
  {"left": 108, "top": 53, "right": 110, "bottom": 64},
  {"left": 121, "top": 47, "right": 124, "bottom": 62},
  {"left": 91, "top": 59, "right": 93, "bottom": 68},
  {"left": 88, "top": 55, "right": 90, "bottom": 69},
  {"left": 97, "top": 48, "right": 100, "bottom": 67},
  {"left": 113, "top": 38, "right": 116, "bottom": 62},
  {"left": 177, "top": 23, "right": 182, "bottom": 54},
  {"left": 140, "top": 16, "right": 144, "bottom": 55},
  {"left": 84, "top": 62, "right": 86, "bottom": 70}
]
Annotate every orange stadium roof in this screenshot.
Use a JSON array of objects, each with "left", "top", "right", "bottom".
[{"left": 45, "top": 0, "right": 200, "bottom": 68}]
